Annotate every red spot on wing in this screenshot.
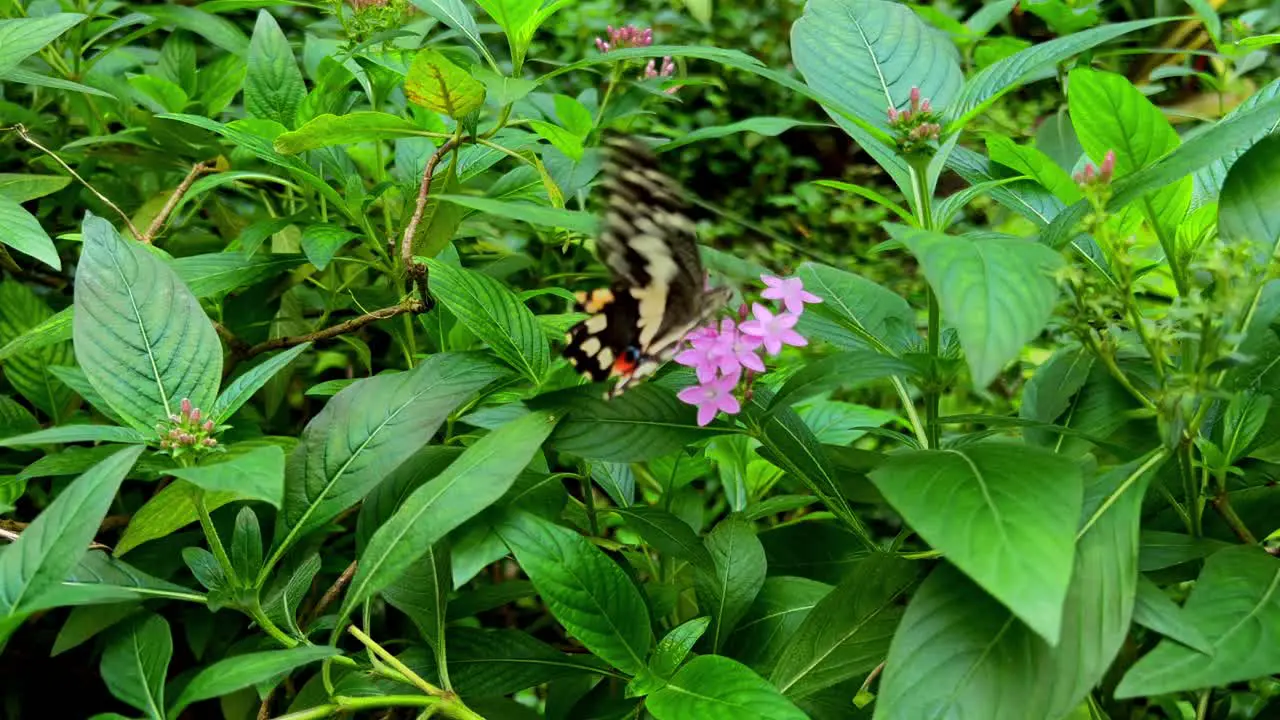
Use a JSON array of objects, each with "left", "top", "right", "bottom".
[{"left": 612, "top": 353, "right": 638, "bottom": 376}]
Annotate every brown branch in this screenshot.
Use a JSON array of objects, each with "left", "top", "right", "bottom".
[
  {"left": 400, "top": 138, "right": 460, "bottom": 310},
  {"left": 306, "top": 560, "right": 357, "bottom": 629},
  {"left": 140, "top": 161, "right": 216, "bottom": 244},
  {"left": 214, "top": 321, "right": 250, "bottom": 355},
  {"left": 4, "top": 124, "right": 143, "bottom": 241},
  {"left": 1212, "top": 491, "right": 1258, "bottom": 545},
  {"left": 241, "top": 300, "right": 424, "bottom": 359}
]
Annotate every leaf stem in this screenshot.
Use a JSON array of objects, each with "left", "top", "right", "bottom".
[
  {"left": 401, "top": 136, "right": 461, "bottom": 306},
  {"left": 580, "top": 474, "right": 600, "bottom": 536},
  {"left": 195, "top": 492, "right": 236, "bottom": 583},
  {"left": 1211, "top": 490, "right": 1258, "bottom": 544},
  {"left": 907, "top": 157, "right": 941, "bottom": 449}
]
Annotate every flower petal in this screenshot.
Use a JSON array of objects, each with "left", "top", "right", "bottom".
[
  {"left": 696, "top": 404, "right": 717, "bottom": 427},
  {"left": 677, "top": 385, "right": 706, "bottom": 404}
]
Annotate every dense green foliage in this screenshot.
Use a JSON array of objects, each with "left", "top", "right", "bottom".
[{"left": 3, "top": 0, "right": 1280, "bottom": 718}]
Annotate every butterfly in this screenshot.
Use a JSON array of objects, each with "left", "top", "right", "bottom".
[{"left": 562, "top": 134, "right": 732, "bottom": 398}]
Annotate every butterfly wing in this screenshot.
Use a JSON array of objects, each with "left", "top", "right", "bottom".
[{"left": 563, "top": 134, "right": 731, "bottom": 397}]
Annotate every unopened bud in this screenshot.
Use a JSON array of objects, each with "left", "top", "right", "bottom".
[
  {"left": 203, "top": 420, "right": 215, "bottom": 432},
  {"left": 180, "top": 398, "right": 192, "bottom": 416}
]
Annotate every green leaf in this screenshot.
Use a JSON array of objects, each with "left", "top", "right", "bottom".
[
  {"left": 547, "top": 384, "right": 728, "bottom": 462},
  {"left": 497, "top": 511, "right": 652, "bottom": 674},
  {"left": 211, "top": 344, "right": 312, "bottom": 424},
  {"left": 300, "top": 224, "right": 357, "bottom": 270},
  {"left": 355, "top": 444, "right": 463, "bottom": 552},
  {"left": 168, "top": 645, "right": 340, "bottom": 717},
  {"left": 344, "top": 410, "right": 559, "bottom": 616},
  {"left": 474, "top": 0, "right": 540, "bottom": 68},
  {"left": 794, "top": 262, "right": 916, "bottom": 353},
  {"left": 946, "top": 17, "right": 1169, "bottom": 129},
  {"left": 695, "top": 514, "right": 768, "bottom": 653},
  {"left": 657, "top": 118, "right": 826, "bottom": 152},
  {"left": 529, "top": 120, "right": 585, "bottom": 161},
  {"left": 725, "top": 577, "right": 832, "bottom": 676},
  {"left": 767, "top": 350, "right": 913, "bottom": 411},
  {"left": 445, "top": 626, "right": 607, "bottom": 697},
  {"left": 230, "top": 507, "right": 264, "bottom": 585},
  {"left": 648, "top": 655, "right": 807, "bottom": 720},
  {"left": 0, "top": 282, "right": 74, "bottom": 420},
  {"left": 431, "top": 194, "right": 598, "bottom": 234},
  {"left": 985, "top": 135, "right": 1080, "bottom": 204},
  {"left": 142, "top": 5, "right": 248, "bottom": 55},
  {"left": 274, "top": 112, "right": 435, "bottom": 154},
  {"left": 53, "top": 604, "right": 141, "bottom": 657},
  {"left": 1020, "top": 344, "right": 1094, "bottom": 448},
  {"left": 869, "top": 443, "right": 1082, "bottom": 643},
  {"left": 276, "top": 354, "right": 506, "bottom": 558},
  {"left": 892, "top": 226, "right": 1062, "bottom": 387},
  {"left": 100, "top": 613, "right": 171, "bottom": 720},
  {"left": 651, "top": 616, "right": 711, "bottom": 679},
  {"left": 615, "top": 506, "right": 713, "bottom": 572},
  {"left": 1116, "top": 545, "right": 1280, "bottom": 697},
  {"left": 875, "top": 455, "right": 1157, "bottom": 719},
  {"left": 1139, "top": 530, "right": 1229, "bottom": 571},
  {"left": 1196, "top": 78, "right": 1280, "bottom": 201},
  {"left": 172, "top": 446, "right": 285, "bottom": 508},
  {"left": 1219, "top": 134, "right": 1280, "bottom": 264},
  {"left": 26, "top": 550, "right": 204, "bottom": 610},
  {"left": 1132, "top": 575, "right": 1214, "bottom": 656},
  {"left": 115, "top": 482, "right": 236, "bottom": 556},
  {"left": 382, "top": 541, "right": 451, "bottom": 651},
  {"left": 0, "top": 14, "right": 85, "bottom": 76},
  {"left": 0, "top": 196, "right": 59, "bottom": 270},
  {"left": 791, "top": 0, "right": 962, "bottom": 135},
  {"left": 262, "top": 553, "right": 319, "bottom": 638},
  {"left": 1221, "top": 391, "right": 1271, "bottom": 464},
  {"left": 244, "top": 10, "right": 306, "bottom": 127},
  {"left": 73, "top": 213, "right": 222, "bottom": 434},
  {"left": 0, "top": 173, "right": 72, "bottom": 203},
  {"left": 0, "top": 446, "right": 144, "bottom": 616},
  {"left": 171, "top": 252, "right": 306, "bottom": 298},
  {"left": 771, "top": 553, "right": 917, "bottom": 699},
  {"left": 0, "top": 424, "right": 147, "bottom": 447},
  {"left": 409, "top": 0, "right": 491, "bottom": 64},
  {"left": 405, "top": 49, "right": 486, "bottom": 119},
  {"left": 425, "top": 260, "right": 549, "bottom": 382},
  {"left": 1068, "top": 68, "right": 1190, "bottom": 238}
]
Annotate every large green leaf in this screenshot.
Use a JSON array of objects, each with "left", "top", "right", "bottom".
[
  {"left": 0, "top": 282, "right": 74, "bottom": 420},
  {"left": 168, "top": 645, "right": 340, "bottom": 717},
  {"left": 794, "top": 262, "right": 916, "bottom": 353},
  {"left": 875, "top": 455, "right": 1157, "bottom": 719},
  {"left": 115, "top": 481, "right": 236, "bottom": 556},
  {"left": 211, "top": 343, "right": 312, "bottom": 424},
  {"left": 344, "top": 411, "right": 559, "bottom": 616},
  {"left": 791, "top": 0, "right": 962, "bottom": 133},
  {"left": 1132, "top": 575, "right": 1214, "bottom": 656},
  {"left": 275, "top": 353, "right": 507, "bottom": 564},
  {"left": 869, "top": 443, "right": 1082, "bottom": 643},
  {"left": 355, "top": 445, "right": 463, "bottom": 552},
  {"left": 1116, "top": 545, "right": 1280, "bottom": 697},
  {"left": 1219, "top": 134, "right": 1280, "bottom": 264},
  {"left": 648, "top": 655, "right": 808, "bottom": 720},
  {"left": 985, "top": 135, "right": 1080, "bottom": 204},
  {"left": 445, "top": 626, "right": 607, "bottom": 697},
  {"left": 0, "top": 14, "right": 85, "bottom": 76},
  {"left": 892, "top": 226, "right": 1062, "bottom": 387},
  {"left": 725, "top": 577, "right": 832, "bottom": 676},
  {"left": 141, "top": 5, "right": 248, "bottom": 55},
  {"left": 170, "top": 445, "right": 286, "bottom": 508},
  {"left": 100, "top": 613, "right": 170, "bottom": 720},
  {"left": 405, "top": 49, "right": 486, "bottom": 118},
  {"left": 547, "top": 384, "right": 728, "bottom": 463},
  {"left": 695, "top": 514, "right": 768, "bottom": 653},
  {"left": 24, "top": 550, "right": 204, "bottom": 610},
  {"left": 615, "top": 506, "right": 713, "bottom": 572},
  {"left": 73, "top": 213, "right": 222, "bottom": 434},
  {"left": 425, "top": 260, "right": 548, "bottom": 383},
  {"left": 0, "top": 195, "right": 59, "bottom": 270},
  {"left": 171, "top": 252, "right": 305, "bottom": 298},
  {"left": 1068, "top": 68, "right": 1190, "bottom": 239},
  {"left": 767, "top": 350, "right": 913, "bottom": 411},
  {"left": 0, "top": 425, "right": 147, "bottom": 447},
  {"left": 771, "top": 553, "right": 917, "bottom": 699},
  {"left": 382, "top": 541, "right": 451, "bottom": 653},
  {"left": 244, "top": 10, "right": 305, "bottom": 127},
  {"left": 274, "top": 112, "right": 435, "bottom": 154},
  {"left": 657, "top": 118, "right": 828, "bottom": 152},
  {"left": 946, "top": 17, "right": 1168, "bottom": 129},
  {"left": 1195, "top": 77, "right": 1280, "bottom": 201},
  {"left": 409, "top": 0, "right": 491, "bottom": 64},
  {"left": 0, "top": 174, "right": 71, "bottom": 203},
  {"left": 0, "top": 446, "right": 144, "bottom": 617},
  {"left": 497, "top": 511, "right": 652, "bottom": 674}
]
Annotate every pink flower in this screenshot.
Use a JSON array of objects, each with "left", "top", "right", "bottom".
[
  {"left": 595, "top": 24, "right": 653, "bottom": 53},
  {"left": 760, "top": 275, "right": 822, "bottom": 314},
  {"left": 740, "top": 303, "right": 807, "bottom": 356},
  {"left": 675, "top": 319, "right": 764, "bottom": 383},
  {"left": 677, "top": 375, "right": 741, "bottom": 426}
]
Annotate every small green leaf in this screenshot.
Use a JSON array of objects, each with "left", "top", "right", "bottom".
[
  {"left": 142, "top": 5, "right": 248, "bottom": 55},
  {"left": 344, "top": 410, "right": 560, "bottom": 617},
  {"left": 0, "top": 174, "right": 72, "bottom": 203},
  {"left": 529, "top": 120, "right": 585, "bottom": 161},
  {"left": 170, "top": 445, "right": 286, "bottom": 508},
  {"left": 431, "top": 194, "right": 597, "bottom": 234},
  {"left": 73, "top": 213, "right": 222, "bottom": 434},
  {"left": 0, "top": 282, "right": 74, "bottom": 420},
  {"left": 0, "top": 14, "right": 85, "bottom": 76},
  {"left": 1132, "top": 575, "right": 1214, "bottom": 656},
  {"left": 171, "top": 252, "right": 306, "bottom": 298},
  {"left": 300, "top": 224, "right": 357, "bottom": 270},
  {"left": 244, "top": 10, "right": 306, "bottom": 127},
  {"left": 382, "top": 541, "right": 452, "bottom": 651},
  {"left": 445, "top": 626, "right": 607, "bottom": 696},
  {"left": 0, "top": 196, "right": 59, "bottom": 270},
  {"left": 211, "top": 344, "right": 312, "bottom": 424},
  {"left": 409, "top": 0, "right": 491, "bottom": 64},
  {"left": 0, "top": 446, "right": 144, "bottom": 617},
  {"left": 230, "top": 507, "right": 264, "bottom": 583},
  {"left": 1116, "top": 545, "right": 1280, "bottom": 697},
  {"left": 1220, "top": 134, "right": 1280, "bottom": 263},
  {"left": 547, "top": 384, "right": 728, "bottom": 463},
  {"left": 615, "top": 506, "right": 713, "bottom": 571},
  {"left": 405, "top": 49, "right": 486, "bottom": 118},
  {"left": 0, "top": 424, "right": 147, "bottom": 447},
  {"left": 425, "top": 260, "right": 549, "bottom": 382},
  {"left": 725, "top": 577, "right": 832, "bottom": 676},
  {"left": 767, "top": 350, "right": 913, "bottom": 410},
  {"left": 892, "top": 226, "right": 1062, "bottom": 387},
  {"left": 869, "top": 443, "right": 1082, "bottom": 643},
  {"left": 658, "top": 118, "right": 826, "bottom": 152},
  {"left": 274, "top": 112, "right": 433, "bottom": 154},
  {"left": 100, "top": 613, "right": 171, "bottom": 720},
  {"left": 498, "top": 511, "right": 652, "bottom": 674},
  {"left": 795, "top": 262, "right": 916, "bottom": 353},
  {"left": 648, "top": 655, "right": 808, "bottom": 720},
  {"left": 116, "top": 481, "right": 237, "bottom": 556},
  {"left": 651, "top": 616, "right": 711, "bottom": 679},
  {"left": 985, "top": 134, "right": 1080, "bottom": 204},
  {"left": 168, "top": 645, "right": 340, "bottom": 717},
  {"left": 695, "top": 513, "right": 767, "bottom": 654}
]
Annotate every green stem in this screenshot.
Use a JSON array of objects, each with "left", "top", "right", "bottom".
[
  {"left": 907, "top": 157, "right": 941, "bottom": 449},
  {"left": 580, "top": 474, "right": 600, "bottom": 536},
  {"left": 194, "top": 492, "right": 236, "bottom": 582},
  {"left": 251, "top": 604, "right": 300, "bottom": 648},
  {"left": 594, "top": 64, "right": 624, "bottom": 127}
]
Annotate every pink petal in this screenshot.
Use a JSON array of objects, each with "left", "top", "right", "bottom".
[
  {"left": 774, "top": 312, "right": 799, "bottom": 329},
  {"left": 780, "top": 329, "right": 808, "bottom": 347},
  {"left": 675, "top": 349, "right": 702, "bottom": 367},
  {"left": 677, "top": 385, "right": 706, "bottom": 404},
  {"left": 750, "top": 303, "right": 774, "bottom": 324},
  {"left": 738, "top": 349, "right": 766, "bottom": 372},
  {"left": 763, "top": 337, "right": 782, "bottom": 355},
  {"left": 740, "top": 320, "right": 764, "bottom": 337},
  {"left": 800, "top": 290, "right": 822, "bottom": 304},
  {"left": 760, "top": 286, "right": 784, "bottom": 302},
  {"left": 717, "top": 393, "right": 741, "bottom": 415},
  {"left": 696, "top": 404, "right": 717, "bottom": 426},
  {"left": 695, "top": 363, "right": 719, "bottom": 383},
  {"left": 761, "top": 274, "right": 782, "bottom": 287}
]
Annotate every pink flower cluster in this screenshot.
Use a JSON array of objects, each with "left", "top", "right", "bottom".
[
  {"left": 642, "top": 56, "right": 679, "bottom": 95},
  {"left": 156, "top": 397, "right": 218, "bottom": 456},
  {"left": 888, "top": 87, "right": 941, "bottom": 153},
  {"left": 676, "top": 275, "right": 822, "bottom": 426},
  {"left": 1074, "top": 149, "right": 1116, "bottom": 187},
  {"left": 595, "top": 24, "right": 653, "bottom": 53}
]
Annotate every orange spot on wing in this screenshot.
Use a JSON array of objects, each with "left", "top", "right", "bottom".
[{"left": 611, "top": 353, "right": 638, "bottom": 376}]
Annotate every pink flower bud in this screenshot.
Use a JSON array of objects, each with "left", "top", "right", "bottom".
[
  {"left": 181, "top": 398, "right": 192, "bottom": 416},
  {"left": 203, "top": 420, "right": 215, "bottom": 432},
  {"left": 888, "top": 107, "right": 899, "bottom": 122},
  {"left": 920, "top": 99, "right": 931, "bottom": 113},
  {"left": 189, "top": 408, "right": 201, "bottom": 423},
  {"left": 595, "top": 37, "right": 609, "bottom": 53},
  {"left": 1100, "top": 150, "right": 1116, "bottom": 182},
  {"left": 203, "top": 437, "right": 217, "bottom": 447},
  {"left": 910, "top": 86, "right": 921, "bottom": 111},
  {"left": 1084, "top": 164, "right": 1095, "bottom": 182}
]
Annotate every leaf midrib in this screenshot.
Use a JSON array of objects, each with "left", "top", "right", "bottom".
[{"left": 108, "top": 243, "right": 171, "bottom": 419}]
